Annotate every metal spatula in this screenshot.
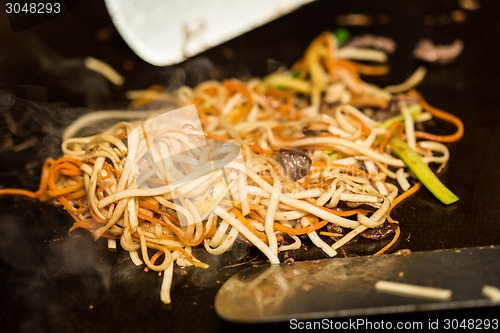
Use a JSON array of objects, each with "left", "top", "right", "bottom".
[
  {"left": 215, "top": 246, "right": 499, "bottom": 322},
  {"left": 104, "top": 0, "right": 315, "bottom": 66}
]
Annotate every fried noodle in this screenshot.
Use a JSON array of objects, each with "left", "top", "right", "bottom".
[{"left": 0, "top": 31, "right": 463, "bottom": 304}]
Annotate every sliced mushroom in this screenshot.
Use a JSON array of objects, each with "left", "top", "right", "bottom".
[
  {"left": 277, "top": 149, "right": 312, "bottom": 180},
  {"left": 359, "top": 222, "right": 398, "bottom": 240}
]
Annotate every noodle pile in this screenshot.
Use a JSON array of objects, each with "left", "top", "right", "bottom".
[{"left": 0, "top": 32, "right": 463, "bottom": 304}]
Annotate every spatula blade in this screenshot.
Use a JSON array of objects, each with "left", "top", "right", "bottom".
[
  {"left": 105, "top": 0, "right": 315, "bottom": 66},
  {"left": 215, "top": 246, "right": 499, "bottom": 322}
]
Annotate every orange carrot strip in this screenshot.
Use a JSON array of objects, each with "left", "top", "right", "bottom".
[
  {"left": 348, "top": 62, "right": 390, "bottom": 76},
  {"left": 0, "top": 188, "right": 39, "bottom": 199},
  {"left": 387, "top": 182, "right": 423, "bottom": 223},
  {"left": 322, "top": 32, "right": 337, "bottom": 81},
  {"left": 231, "top": 208, "right": 268, "bottom": 243},
  {"left": 69, "top": 218, "right": 104, "bottom": 233},
  {"left": 336, "top": 59, "right": 362, "bottom": 84},
  {"left": 373, "top": 226, "right": 400, "bottom": 256},
  {"left": 315, "top": 205, "right": 370, "bottom": 217},
  {"left": 379, "top": 121, "right": 403, "bottom": 153},
  {"left": 0, "top": 158, "right": 53, "bottom": 201},
  {"left": 409, "top": 90, "right": 464, "bottom": 143},
  {"left": 170, "top": 246, "right": 208, "bottom": 268},
  {"left": 63, "top": 189, "right": 87, "bottom": 200},
  {"left": 224, "top": 80, "right": 254, "bottom": 124},
  {"left": 138, "top": 213, "right": 204, "bottom": 247},
  {"left": 47, "top": 181, "right": 84, "bottom": 197},
  {"left": 274, "top": 219, "right": 328, "bottom": 236},
  {"left": 350, "top": 115, "right": 371, "bottom": 136},
  {"left": 248, "top": 145, "right": 274, "bottom": 155}
]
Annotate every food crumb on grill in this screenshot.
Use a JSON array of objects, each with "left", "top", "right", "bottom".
[
  {"left": 482, "top": 285, "right": 500, "bottom": 302},
  {"left": 393, "top": 249, "right": 412, "bottom": 256}
]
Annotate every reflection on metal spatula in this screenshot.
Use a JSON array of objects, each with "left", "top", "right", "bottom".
[
  {"left": 215, "top": 246, "right": 499, "bottom": 322},
  {"left": 104, "top": 0, "right": 315, "bottom": 66}
]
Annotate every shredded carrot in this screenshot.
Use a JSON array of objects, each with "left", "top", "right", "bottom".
[
  {"left": 224, "top": 80, "right": 254, "bottom": 124},
  {"left": 409, "top": 90, "right": 464, "bottom": 143},
  {"left": 350, "top": 114, "right": 371, "bottom": 136},
  {"left": 68, "top": 218, "right": 104, "bottom": 233},
  {"left": 191, "top": 97, "right": 209, "bottom": 125},
  {"left": 322, "top": 32, "right": 337, "bottom": 81},
  {"left": 350, "top": 96, "right": 389, "bottom": 109},
  {"left": 248, "top": 145, "right": 274, "bottom": 155},
  {"left": 379, "top": 121, "right": 403, "bottom": 153},
  {"left": 138, "top": 213, "right": 204, "bottom": 247},
  {"left": 0, "top": 188, "right": 39, "bottom": 199},
  {"left": 302, "top": 34, "right": 324, "bottom": 80},
  {"left": 205, "top": 215, "right": 219, "bottom": 239},
  {"left": 373, "top": 226, "right": 400, "bottom": 256},
  {"left": 199, "top": 84, "right": 217, "bottom": 97},
  {"left": 0, "top": 158, "right": 53, "bottom": 201},
  {"left": 63, "top": 189, "right": 87, "bottom": 200},
  {"left": 249, "top": 210, "right": 265, "bottom": 223},
  {"left": 145, "top": 250, "right": 165, "bottom": 272},
  {"left": 171, "top": 246, "right": 208, "bottom": 268},
  {"left": 47, "top": 181, "right": 84, "bottom": 197},
  {"left": 387, "top": 182, "right": 423, "bottom": 223},
  {"left": 348, "top": 61, "right": 390, "bottom": 76},
  {"left": 266, "top": 87, "right": 294, "bottom": 115},
  {"left": 336, "top": 59, "right": 362, "bottom": 84},
  {"left": 231, "top": 208, "right": 268, "bottom": 243},
  {"left": 274, "top": 219, "right": 328, "bottom": 236},
  {"left": 139, "top": 199, "right": 160, "bottom": 212}
]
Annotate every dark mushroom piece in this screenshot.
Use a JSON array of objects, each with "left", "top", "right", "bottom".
[
  {"left": 277, "top": 149, "right": 312, "bottom": 181},
  {"left": 359, "top": 222, "right": 399, "bottom": 240}
]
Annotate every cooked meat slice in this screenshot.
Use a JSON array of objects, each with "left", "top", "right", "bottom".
[{"left": 413, "top": 39, "right": 464, "bottom": 64}]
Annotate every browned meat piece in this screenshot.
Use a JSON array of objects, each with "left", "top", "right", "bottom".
[
  {"left": 345, "top": 34, "right": 396, "bottom": 54},
  {"left": 413, "top": 39, "right": 464, "bottom": 64}
]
